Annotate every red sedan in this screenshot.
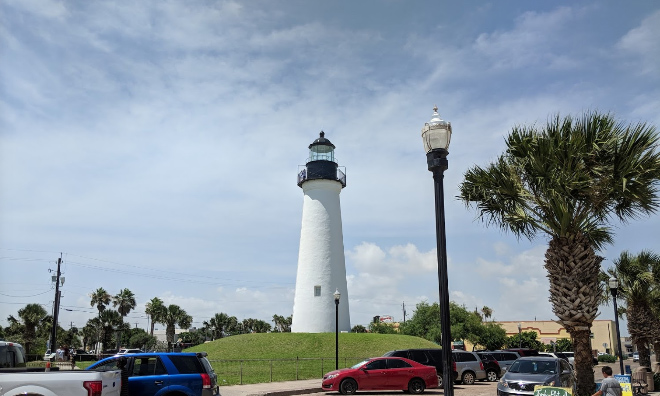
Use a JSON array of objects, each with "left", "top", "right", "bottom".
[{"left": 322, "top": 357, "right": 438, "bottom": 395}]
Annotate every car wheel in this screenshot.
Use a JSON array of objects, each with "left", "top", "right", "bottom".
[
  {"left": 486, "top": 369, "right": 498, "bottom": 382},
  {"left": 462, "top": 371, "right": 476, "bottom": 385},
  {"left": 339, "top": 378, "right": 357, "bottom": 395},
  {"left": 437, "top": 374, "right": 443, "bottom": 388},
  {"left": 408, "top": 379, "right": 425, "bottom": 394}
]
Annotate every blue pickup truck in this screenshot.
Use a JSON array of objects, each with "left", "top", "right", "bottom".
[{"left": 87, "top": 352, "right": 219, "bottom": 396}]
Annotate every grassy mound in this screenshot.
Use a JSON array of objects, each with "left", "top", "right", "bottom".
[
  {"left": 186, "top": 333, "right": 441, "bottom": 385},
  {"left": 187, "top": 332, "right": 439, "bottom": 360}
]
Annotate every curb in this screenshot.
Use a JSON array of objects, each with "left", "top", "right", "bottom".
[{"left": 247, "top": 388, "right": 325, "bottom": 396}]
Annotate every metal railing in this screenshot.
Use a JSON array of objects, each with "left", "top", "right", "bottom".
[{"left": 209, "top": 357, "right": 367, "bottom": 386}]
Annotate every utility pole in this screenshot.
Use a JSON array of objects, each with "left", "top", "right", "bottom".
[
  {"left": 50, "top": 256, "right": 62, "bottom": 352},
  {"left": 402, "top": 302, "right": 406, "bottom": 323}
]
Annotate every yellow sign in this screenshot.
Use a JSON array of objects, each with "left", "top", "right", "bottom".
[
  {"left": 614, "top": 374, "right": 633, "bottom": 396},
  {"left": 533, "top": 386, "right": 573, "bottom": 396}
]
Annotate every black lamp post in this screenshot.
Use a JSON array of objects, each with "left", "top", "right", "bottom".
[
  {"left": 518, "top": 323, "right": 522, "bottom": 348},
  {"left": 609, "top": 277, "right": 625, "bottom": 375},
  {"left": 421, "top": 106, "right": 453, "bottom": 396},
  {"left": 334, "top": 288, "right": 341, "bottom": 370}
]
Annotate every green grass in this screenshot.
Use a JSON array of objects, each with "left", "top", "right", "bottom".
[{"left": 185, "top": 332, "right": 440, "bottom": 385}]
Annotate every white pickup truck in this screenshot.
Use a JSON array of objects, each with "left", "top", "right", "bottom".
[
  {"left": 0, "top": 341, "right": 122, "bottom": 396},
  {"left": 0, "top": 370, "right": 122, "bottom": 396}
]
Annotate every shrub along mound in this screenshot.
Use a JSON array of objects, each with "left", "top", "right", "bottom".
[{"left": 186, "top": 332, "right": 441, "bottom": 385}]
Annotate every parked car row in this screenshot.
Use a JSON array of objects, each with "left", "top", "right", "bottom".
[{"left": 321, "top": 348, "right": 555, "bottom": 394}]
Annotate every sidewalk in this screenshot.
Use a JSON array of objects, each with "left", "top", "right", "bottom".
[{"left": 220, "top": 379, "right": 322, "bottom": 396}]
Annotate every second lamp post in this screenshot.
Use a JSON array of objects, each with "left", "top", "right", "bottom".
[
  {"left": 334, "top": 289, "right": 341, "bottom": 370},
  {"left": 421, "top": 106, "right": 453, "bottom": 396},
  {"left": 609, "top": 277, "right": 625, "bottom": 375}
]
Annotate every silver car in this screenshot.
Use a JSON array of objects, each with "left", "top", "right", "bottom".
[
  {"left": 452, "top": 350, "right": 486, "bottom": 385},
  {"left": 497, "top": 356, "right": 575, "bottom": 395}
]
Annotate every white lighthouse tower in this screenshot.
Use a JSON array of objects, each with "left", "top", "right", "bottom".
[{"left": 291, "top": 131, "right": 351, "bottom": 333}]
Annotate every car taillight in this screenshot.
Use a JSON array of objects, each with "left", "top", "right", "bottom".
[
  {"left": 83, "top": 381, "right": 103, "bottom": 396},
  {"left": 452, "top": 361, "right": 456, "bottom": 372},
  {"left": 479, "top": 361, "right": 484, "bottom": 370},
  {"left": 201, "top": 373, "right": 211, "bottom": 388}
]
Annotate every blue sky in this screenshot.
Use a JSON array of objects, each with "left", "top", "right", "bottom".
[{"left": 1, "top": 1, "right": 659, "bottom": 337}]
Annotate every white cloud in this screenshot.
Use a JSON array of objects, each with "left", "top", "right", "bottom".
[{"left": 616, "top": 10, "right": 660, "bottom": 76}]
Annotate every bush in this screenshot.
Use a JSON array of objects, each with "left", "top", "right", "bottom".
[{"left": 598, "top": 354, "right": 617, "bottom": 363}]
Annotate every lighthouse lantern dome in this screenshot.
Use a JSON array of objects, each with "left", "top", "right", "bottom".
[{"left": 308, "top": 131, "right": 336, "bottom": 162}]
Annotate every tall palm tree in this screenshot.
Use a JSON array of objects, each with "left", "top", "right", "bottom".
[
  {"left": 158, "top": 304, "right": 192, "bottom": 349},
  {"left": 606, "top": 251, "right": 660, "bottom": 369},
  {"left": 458, "top": 111, "right": 660, "bottom": 394},
  {"left": 16, "top": 303, "right": 49, "bottom": 354},
  {"left": 112, "top": 288, "right": 136, "bottom": 323},
  {"left": 481, "top": 306, "right": 493, "bottom": 321},
  {"left": 145, "top": 297, "right": 166, "bottom": 336},
  {"left": 90, "top": 287, "right": 111, "bottom": 352},
  {"left": 112, "top": 288, "right": 136, "bottom": 350},
  {"left": 90, "top": 287, "right": 111, "bottom": 317}
]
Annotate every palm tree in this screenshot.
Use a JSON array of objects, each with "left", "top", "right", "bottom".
[
  {"left": 606, "top": 251, "right": 660, "bottom": 369},
  {"left": 458, "top": 111, "right": 660, "bottom": 394},
  {"left": 89, "top": 287, "right": 111, "bottom": 352},
  {"left": 113, "top": 289, "right": 136, "bottom": 321},
  {"left": 481, "top": 306, "right": 493, "bottom": 321},
  {"left": 15, "top": 303, "right": 49, "bottom": 354},
  {"left": 112, "top": 288, "right": 136, "bottom": 350},
  {"left": 99, "top": 309, "right": 123, "bottom": 351},
  {"left": 158, "top": 304, "right": 192, "bottom": 349},
  {"left": 204, "top": 312, "right": 230, "bottom": 340},
  {"left": 90, "top": 287, "right": 111, "bottom": 317},
  {"left": 145, "top": 297, "right": 166, "bottom": 336}
]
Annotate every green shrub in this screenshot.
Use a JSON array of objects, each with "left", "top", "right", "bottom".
[{"left": 598, "top": 354, "right": 617, "bottom": 363}]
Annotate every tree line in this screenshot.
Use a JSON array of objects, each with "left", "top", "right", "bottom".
[{"left": 0, "top": 286, "right": 293, "bottom": 355}]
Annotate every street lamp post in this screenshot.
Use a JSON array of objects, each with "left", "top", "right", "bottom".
[
  {"left": 334, "top": 289, "right": 341, "bottom": 370},
  {"left": 518, "top": 323, "right": 522, "bottom": 349},
  {"left": 609, "top": 277, "right": 625, "bottom": 375},
  {"left": 421, "top": 106, "right": 453, "bottom": 396}
]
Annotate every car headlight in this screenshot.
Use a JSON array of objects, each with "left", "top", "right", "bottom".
[
  {"left": 325, "top": 374, "right": 339, "bottom": 380},
  {"left": 499, "top": 378, "right": 508, "bottom": 388},
  {"left": 545, "top": 380, "right": 556, "bottom": 386}
]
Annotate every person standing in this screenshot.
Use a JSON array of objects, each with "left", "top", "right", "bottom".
[
  {"left": 592, "top": 366, "right": 622, "bottom": 396},
  {"left": 56, "top": 346, "right": 64, "bottom": 362}
]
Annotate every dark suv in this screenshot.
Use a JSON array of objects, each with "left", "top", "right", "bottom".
[
  {"left": 383, "top": 349, "right": 457, "bottom": 386},
  {"left": 475, "top": 351, "right": 501, "bottom": 381}
]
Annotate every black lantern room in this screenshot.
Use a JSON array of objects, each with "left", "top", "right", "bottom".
[{"left": 297, "top": 131, "right": 346, "bottom": 188}]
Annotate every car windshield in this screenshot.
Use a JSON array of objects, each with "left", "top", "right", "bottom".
[
  {"left": 508, "top": 360, "right": 556, "bottom": 374},
  {"left": 351, "top": 359, "right": 370, "bottom": 369}
]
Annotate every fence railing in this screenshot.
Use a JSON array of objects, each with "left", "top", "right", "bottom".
[{"left": 209, "top": 357, "right": 368, "bottom": 386}]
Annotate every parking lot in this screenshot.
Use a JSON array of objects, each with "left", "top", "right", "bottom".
[{"left": 220, "top": 362, "right": 650, "bottom": 396}]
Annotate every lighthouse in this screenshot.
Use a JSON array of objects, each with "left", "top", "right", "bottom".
[{"left": 291, "top": 131, "right": 351, "bottom": 333}]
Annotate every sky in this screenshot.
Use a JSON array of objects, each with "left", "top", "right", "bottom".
[{"left": 1, "top": 1, "right": 659, "bottom": 338}]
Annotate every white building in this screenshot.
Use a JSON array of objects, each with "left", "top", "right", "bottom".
[{"left": 291, "top": 132, "right": 351, "bottom": 333}]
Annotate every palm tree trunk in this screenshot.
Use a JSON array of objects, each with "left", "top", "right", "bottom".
[
  {"left": 653, "top": 341, "right": 660, "bottom": 373},
  {"left": 637, "top": 341, "right": 652, "bottom": 370},
  {"left": 572, "top": 329, "right": 595, "bottom": 395},
  {"left": 545, "top": 234, "right": 603, "bottom": 396}
]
